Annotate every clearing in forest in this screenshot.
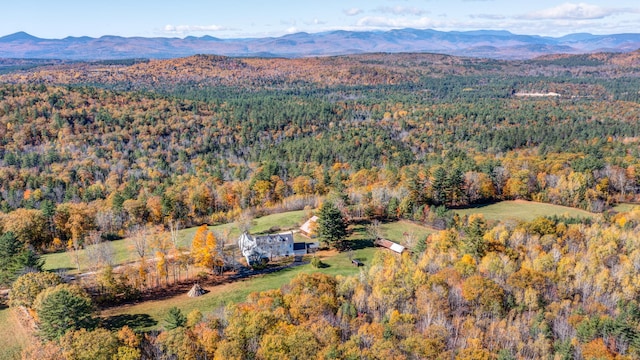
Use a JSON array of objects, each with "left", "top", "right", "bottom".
[{"left": 453, "top": 200, "right": 597, "bottom": 222}]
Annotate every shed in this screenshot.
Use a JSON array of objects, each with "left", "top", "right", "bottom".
[{"left": 374, "top": 238, "right": 406, "bottom": 254}]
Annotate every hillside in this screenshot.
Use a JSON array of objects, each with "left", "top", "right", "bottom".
[
  {"left": 1, "top": 29, "right": 640, "bottom": 60},
  {"left": 2, "top": 51, "right": 640, "bottom": 95},
  {"left": 0, "top": 52, "right": 638, "bottom": 250}
]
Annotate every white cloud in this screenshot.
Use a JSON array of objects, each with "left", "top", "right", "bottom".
[
  {"left": 356, "top": 16, "right": 435, "bottom": 28},
  {"left": 469, "top": 14, "right": 506, "bottom": 20},
  {"left": 286, "top": 27, "right": 298, "bottom": 34},
  {"left": 522, "top": 3, "right": 635, "bottom": 20},
  {"left": 280, "top": 20, "right": 296, "bottom": 28},
  {"left": 374, "top": 6, "right": 428, "bottom": 16},
  {"left": 344, "top": 8, "right": 363, "bottom": 16},
  {"left": 304, "top": 18, "right": 327, "bottom": 26},
  {"left": 163, "top": 24, "right": 228, "bottom": 34}
]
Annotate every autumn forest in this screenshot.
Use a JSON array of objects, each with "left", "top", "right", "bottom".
[{"left": 2, "top": 51, "right": 640, "bottom": 359}]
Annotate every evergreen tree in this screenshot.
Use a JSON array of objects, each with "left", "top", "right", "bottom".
[
  {"left": 386, "top": 197, "right": 400, "bottom": 220},
  {"left": 461, "top": 215, "right": 488, "bottom": 259},
  {"left": 445, "top": 167, "right": 465, "bottom": 206},
  {"left": 0, "top": 232, "right": 43, "bottom": 287},
  {"left": 317, "top": 201, "right": 348, "bottom": 250},
  {"left": 164, "top": 306, "right": 187, "bottom": 330},
  {"left": 41, "top": 199, "right": 57, "bottom": 239},
  {"left": 37, "top": 287, "right": 94, "bottom": 340},
  {"left": 431, "top": 167, "right": 447, "bottom": 205}
]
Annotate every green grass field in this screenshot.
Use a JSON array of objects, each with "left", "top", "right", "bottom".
[
  {"left": 100, "top": 247, "right": 377, "bottom": 331},
  {"left": 453, "top": 200, "right": 597, "bottom": 222},
  {"left": 0, "top": 307, "right": 32, "bottom": 360},
  {"left": 612, "top": 203, "right": 640, "bottom": 213},
  {"left": 379, "top": 220, "right": 436, "bottom": 245},
  {"left": 43, "top": 210, "right": 308, "bottom": 274}
]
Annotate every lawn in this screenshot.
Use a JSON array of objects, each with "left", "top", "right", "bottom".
[
  {"left": 43, "top": 210, "right": 309, "bottom": 274},
  {"left": 612, "top": 203, "right": 640, "bottom": 213},
  {"left": 0, "top": 307, "right": 32, "bottom": 360},
  {"left": 379, "top": 220, "right": 437, "bottom": 246},
  {"left": 453, "top": 200, "right": 597, "bottom": 222},
  {"left": 99, "top": 247, "right": 377, "bottom": 331}
]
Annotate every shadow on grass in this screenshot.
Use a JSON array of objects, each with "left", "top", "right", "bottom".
[
  {"left": 346, "top": 238, "right": 374, "bottom": 250},
  {"left": 102, "top": 313, "right": 157, "bottom": 330},
  {"left": 47, "top": 267, "right": 75, "bottom": 273},
  {"left": 448, "top": 200, "right": 501, "bottom": 210}
]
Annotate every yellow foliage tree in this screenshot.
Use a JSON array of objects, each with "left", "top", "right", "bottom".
[{"left": 191, "top": 225, "right": 222, "bottom": 274}]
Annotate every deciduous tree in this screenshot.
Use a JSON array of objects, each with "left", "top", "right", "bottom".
[{"left": 9, "top": 271, "right": 62, "bottom": 308}]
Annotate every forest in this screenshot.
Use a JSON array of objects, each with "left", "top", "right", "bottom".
[{"left": 1, "top": 51, "right": 640, "bottom": 359}]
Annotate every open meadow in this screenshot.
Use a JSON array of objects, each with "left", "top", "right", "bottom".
[
  {"left": 612, "top": 203, "right": 640, "bottom": 213},
  {"left": 0, "top": 307, "right": 33, "bottom": 360},
  {"left": 453, "top": 200, "right": 597, "bottom": 222}
]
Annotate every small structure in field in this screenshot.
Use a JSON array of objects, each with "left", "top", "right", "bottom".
[
  {"left": 187, "top": 283, "right": 206, "bottom": 297},
  {"left": 374, "top": 238, "right": 406, "bottom": 254},
  {"left": 299, "top": 216, "right": 319, "bottom": 238},
  {"left": 514, "top": 92, "right": 561, "bottom": 97}
]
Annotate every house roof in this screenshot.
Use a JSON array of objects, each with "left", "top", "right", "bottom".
[
  {"left": 254, "top": 233, "right": 294, "bottom": 244},
  {"left": 374, "top": 238, "right": 406, "bottom": 254},
  {"left": 300, "top": 216, "right": 319, "bottom": 235},
  {"left": 293, "top": 242, "right": 306, "bottom": 250}
]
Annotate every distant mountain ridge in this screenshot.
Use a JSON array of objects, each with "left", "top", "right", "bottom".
[{"left": 1, "top": 29, "right": 640, "bottom": 60}]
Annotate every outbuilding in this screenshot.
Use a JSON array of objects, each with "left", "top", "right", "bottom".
[{"left": 374, "top": 238, "right": 407, "bottom": 254}]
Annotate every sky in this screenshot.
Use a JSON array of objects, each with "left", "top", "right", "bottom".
[{"left": 2, "top": 1, "right": 640, "bottom": 39}]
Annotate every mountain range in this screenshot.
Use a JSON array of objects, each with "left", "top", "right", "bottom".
[{"left": 1, "top": 29, "right": 640, "bottom": 60}]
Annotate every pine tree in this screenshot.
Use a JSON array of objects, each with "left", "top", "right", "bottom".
[
  {"left": 461, "top": 215, "right": 488, "bottom": 259},
  {"left": 445, "top": 167, "right": 465, "bottom": 206},
  {"left": 164, "top": 306, "right": 187, "bottom": 330},
  {"left": 37, "top": 286, "right": 94, "bottom": 340},
  {"left": 0, "top": 232, "right": 22, "bottom": 286},
  {"left": 317, "top": 201, "right": 347, "bottom": 251},
  {"left": 431, "top": 167, "right": 447, "bottom": 205},
  {"left": 0, "top": 232, "right": 43, "bottom": 287}
]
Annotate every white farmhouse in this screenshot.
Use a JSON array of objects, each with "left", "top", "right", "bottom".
[{"left": 238, "top": 232, "right": 294, "bottom": 266}]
